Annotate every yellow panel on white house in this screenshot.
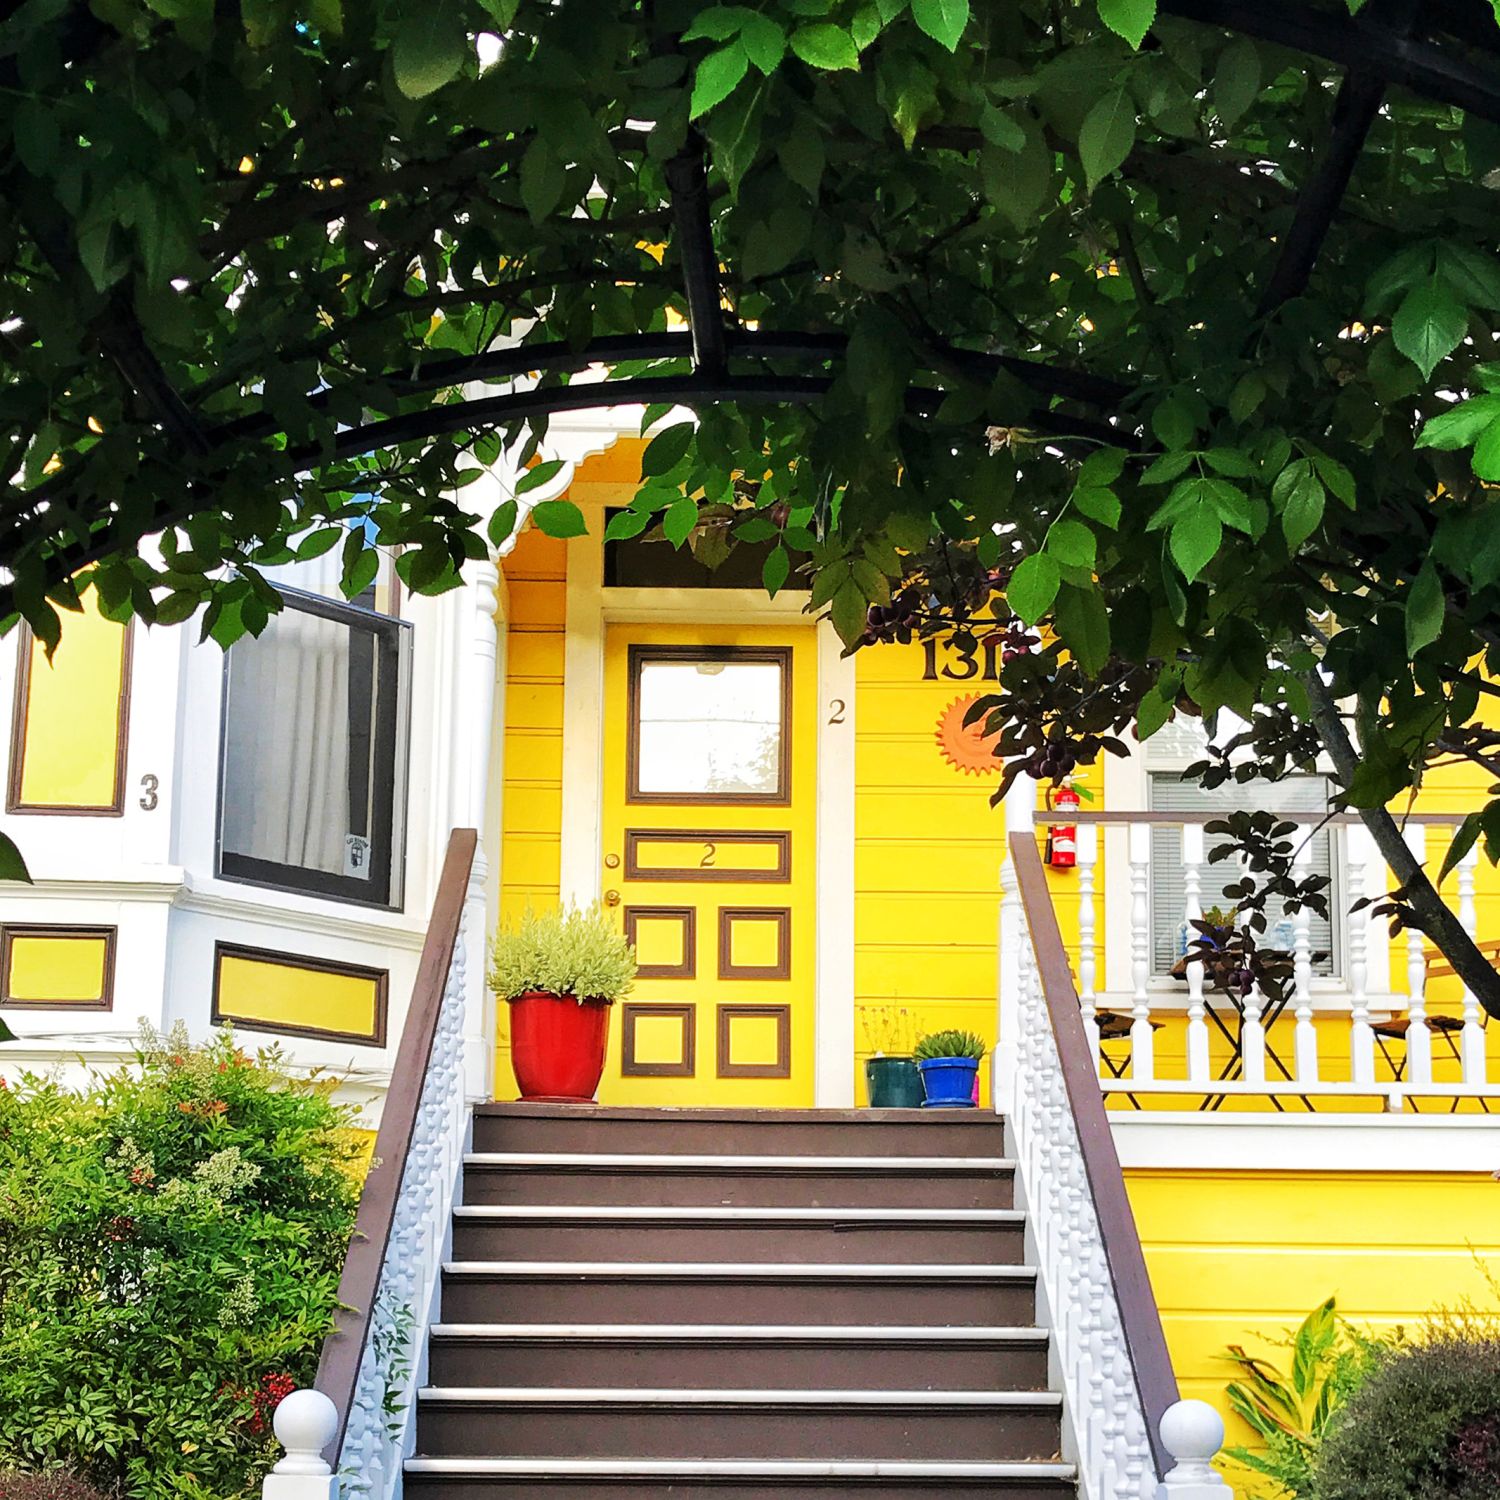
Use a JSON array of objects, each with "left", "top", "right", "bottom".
[
  {"left": 2, "top": 928, "right": 114, "bottom": 1007},
  {"left": 212, "top": 945, "right": 387, "bottom": 1045}
]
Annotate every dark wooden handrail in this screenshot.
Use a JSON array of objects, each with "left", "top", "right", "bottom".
[
  {"left": 315, "top": 827, "right": 479, "bottom": 1462},
  {"left": 1033, "top": 809, "right": 1467, "bottom": 825},
  {"left": 1009, "top": 832, "right": 1180, "bottom": 1474}
]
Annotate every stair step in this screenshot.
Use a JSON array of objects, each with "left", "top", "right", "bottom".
[
  {"left": 439, "top": 1262, "right": 1040, "bottom": 1326},
  {"left": 413, "top": 1389, "right": 1064, "bottom": 1462},
  {"left": 448, "top": 1206, "right": 1027, "bottom": 1265},
  {"left": 426, "top": 1324, "right": 1051, "bottom": 1390},
  {"left": 403, "top": 1456, "right": 1077, "bottom": 1498},
  {"left": 461, "top": 1154, "right": 1015, "bottom": 1209},
  {"left": 473, "top": 1104, "right": 1009, "bottom": 1158}
]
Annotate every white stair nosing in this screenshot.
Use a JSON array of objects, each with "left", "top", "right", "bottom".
[
  {"left": 417, "top": 1387, "right": 1064, "bottom": 1406},
  {"left": 452, "top": 1205, "right": 1024, "bottom": 1223},
  {"left": 443, "top": 1260, "right": 1038, "bottom": 1279},
  {"left": 464, "top": 1152, "right": 1013, "bottom": 1172},
  {"left": 428, "top": 1323, "right": 1048, "bottom": 1341},
  {"left": 404, "top": 1458, "right": 1077, "bottom": 1479}
]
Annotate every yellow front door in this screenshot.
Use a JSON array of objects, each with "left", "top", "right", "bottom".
[{"left": 598, "top": 623, "right": 817, "bottom": 1106}]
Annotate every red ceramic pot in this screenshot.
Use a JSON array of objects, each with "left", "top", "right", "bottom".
[{"left": 508, "top": 990, "right": 611, "bottom": 1102}]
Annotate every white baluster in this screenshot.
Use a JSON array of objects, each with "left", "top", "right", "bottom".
[
  {"left": 1345, "top": 824, "right": 1376, "bottom": 1086},
  {"left": 1078, "top": 823, "right": 1100, "bottom": 1068},
  {"left": 1156, "top": 1400, "right": 1235, "bottom": 1499},
  {"left": 1129, "top": 823, "right": 1155, "bottom": 1081},
  {"left": 1240, "top": 981, "right": 1266, "bottom": 1087},
  {"left": 1404, "top": 824, "right": 1432, "bottom": 1087},
  {"left": 1458, "top": 839, "right": 1485, "bottom": 1089},
  {"left": 1292, "top": 835, "right": 1318, "bottom": 1084},
  {"left": 1182, "top": 824, "right": 1209, "bottom": 1083}
]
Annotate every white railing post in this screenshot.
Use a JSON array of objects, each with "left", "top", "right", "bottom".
[
  {"left": 1240, "top": 982, "right": 1267, "bottom": 1087},
  {"left": 1182, "top": 824, "right": 1209, "bottom": 1083},
  {"left": 1155, "top": 1400, "right": 1234, "bottom": 1499},
  {"left": 263, "top": 1391, "right": 339, "bottom": 1500},
  {"left": 1292, "top": 835, "right": 1318, "bottom": 1084},
  {"left": 1129, "top": 822, "right": 1155, "bottom": 1082},
  {"left": 1078, "top": 822, "right": 1100, "bottom": 1068},
  {"left": 996, "top": 772, "right": 1037, "bottom": 1114},
  {"left": 1458, "top": 838, "right": 1485, "bottom": 1088},
  {"left": 1345, "top": 823, "right": 1377, "bottom": 1086},
  {"left": 1403, "top": 824, "right": 1432, "bottom": 1087}
]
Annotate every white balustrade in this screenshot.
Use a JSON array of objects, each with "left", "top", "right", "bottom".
[
  {"left": 1403, "top": 824, "right": 1433, "bottom": 1088},
  {"left": 1181, "top": 824, "right": 1209, "bottom": 1083},
  {"left": 1292, "top": 838, "right": 1317, "bottom": 1084},
  {"left": 1459, "top": 841, "right": 1485, "bottom": 1086},
  {"left": 1078, "top": 823, "right": 1100, "bottom": 1067},
  {"left": 1128, "top": 823, "right": 1155, "bottom": 1081}
]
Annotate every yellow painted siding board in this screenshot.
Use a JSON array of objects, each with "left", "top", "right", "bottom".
[{"left": 213, "top": 950, "right": 385, "bottom": 1042}]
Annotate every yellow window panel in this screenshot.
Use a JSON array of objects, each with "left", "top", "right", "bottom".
[
  {"left": 212, "top": 944, "right": 387, "bottom": 1045},
  {"left": 2, "top": 927, "right": 114, "bottom": 1007},
  {"left": 10, "top": 609, "right": 130, "bottom": 811}
]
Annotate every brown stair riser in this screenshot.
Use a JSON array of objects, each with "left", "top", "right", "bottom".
[
  {"left": 439, "top": 1275, "right": 1038, "bottom": 1327},
  {"left": 448, "top": 1221, "right": 1026, "bottom": 1265},
  {"left": 414, "top": 1404, "right": 1063, "bottom": 1462},
  {"left": 403, "top": 1477, "right": 1075, "bottom": 1498},
  {"left": 461, "top": 1168, "right": 1014, "bottom": 1211},
  {"left": 426, "top": 1338, "right": 1051, "bottom": 1391},
  {"left": 473, "top": 1108, "right": 1009, "bottom": 1158}
]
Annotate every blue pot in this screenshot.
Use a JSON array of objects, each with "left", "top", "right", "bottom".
[{"left": 918, "top": 1056, "right": 980, "bottom": 1109}]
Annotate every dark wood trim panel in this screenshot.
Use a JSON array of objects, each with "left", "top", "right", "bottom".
[
  {"left": 1036, "top": 809, "right": 1470, "bottom": 826},
  {"left": 717, "top": 906, "right": 792, "bottom": 980},
  {"left": 0, "top": 924, "right": 117, "bottom": 1010},
  {"left": 716, "top": 1002, "right": 792, "bottom": 1079},
  {"left": 624, "top": 829, "right": 792, "bottom": 883},
  {"left": 625, "top": 644, "right": 793, "bottom": 806},
  {"left": 316, "top": 827, "right": 477, "bottom": 1465},
  {"left": 210, "top": 940, "right": 390, "bottom": 1047},
  {"left": 622, "top": 905, "right": 697, "bottom": 978},
  {"left": 1009, "top": 833, "right": 1179, "bottom": 1474},
  {"left": 6, "top": 618, "right": 133, "bottom": 816},
  {"left": 620, "top": 1002, "right": 697, "bottom": 1077}
]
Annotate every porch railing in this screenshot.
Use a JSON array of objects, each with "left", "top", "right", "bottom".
[
  {"left": 1030, "top": 809, "right": 1496, "bottom": 1110},
  {"left": 263, "top": 827, "right": 478, "bottom": 1500}
]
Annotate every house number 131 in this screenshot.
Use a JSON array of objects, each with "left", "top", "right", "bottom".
[{"left": 921, "top": 638, "right": 1002, "bottom": 682}]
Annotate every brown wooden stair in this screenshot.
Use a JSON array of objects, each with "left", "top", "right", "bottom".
[{"left": 403, "top": 1104, "right": 1078, "bottom": 1498}]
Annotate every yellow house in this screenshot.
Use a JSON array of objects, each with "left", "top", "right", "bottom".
[{"left": 4, "top": 417, "right": 1499, "bottom": 1495}]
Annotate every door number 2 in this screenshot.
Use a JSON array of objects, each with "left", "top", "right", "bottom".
[{"left": 700, "top": 841, "right": 717, "bottom": 868}]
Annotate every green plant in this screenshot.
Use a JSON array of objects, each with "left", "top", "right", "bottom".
[
  {"left": 913, "top": 1030, "right": 988, "bottom": 1062},
  {"left": 1221, "top": 1297, "right": 1395, "bottom": 1498},
  {"left": 1313, "top": 1334, "right": 1500, "bottom": 1500},
  {"left": 0, "top": 1023, "right": 363, "bottom": 1500},
  {"left": 0, "top": 1474, "right": 111, "bottom": 1500},
  {"left": 859, "top": 1004, "right": 915, "bottom": 1057},
  {"left": 488, "top": 905, "right": 637, "bottom": 1005}
]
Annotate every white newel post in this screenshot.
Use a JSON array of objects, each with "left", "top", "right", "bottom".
[
  {"left": 995, "top": 772, "right": 1037, "bottom": 1115},
  {"left": 1155, "top": 1400, "right": 1234, "bottom": 1500},
  {"left": 263, "top": 1391, "right": 339, "bottom": 1500}
]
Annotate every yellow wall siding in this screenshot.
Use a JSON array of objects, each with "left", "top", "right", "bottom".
[{"left": 495, "top": 528, "right": 568, "bottom": 1083}]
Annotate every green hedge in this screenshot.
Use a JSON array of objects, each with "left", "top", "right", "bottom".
[{"left": 0, "top": 1025, "right": 362, "bottom": 1499}]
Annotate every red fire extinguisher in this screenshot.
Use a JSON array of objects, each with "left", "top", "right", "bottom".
[{"left": 1046, "top": 781, "right": 1080, "bottom": 869}]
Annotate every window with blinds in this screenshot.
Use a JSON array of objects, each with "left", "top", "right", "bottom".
[{"left": 1148, "top": 772, "right": 1340, "bottom": 976}]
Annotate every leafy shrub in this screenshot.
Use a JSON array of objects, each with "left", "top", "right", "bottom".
[
  {"left": 1221, "top": 1297, "right": 1394, "bottom": 1498},
  {"left": 0, "top": 1024, "right": 363, "bottom": 1500},
  {"left": 489, "top": 904, "right": 637, "bottom": 1003},
  {"left": 1313, "top": 1334, "right": 1500, "bottom": 1500},
  {"left": 0, "top": 1473, "right": 111, "bottom": 1500},
  {"left": 914, "top": 1029, "right": 988, "bottom": 1060}
]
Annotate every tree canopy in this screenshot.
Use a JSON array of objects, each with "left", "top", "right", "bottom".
[{"left": 5, "top": 0, "right": 1500, "bottom": 991}]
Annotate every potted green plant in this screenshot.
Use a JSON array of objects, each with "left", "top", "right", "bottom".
[
  {"left": 860, "top": 1003, "right": 923, "bottom": 1108},
  {"left": 489, "top": 905, "right": 637, "bottom": 1103},
  {"left": 914, "top": 1029, "right": 988, "bottom": 1109}
]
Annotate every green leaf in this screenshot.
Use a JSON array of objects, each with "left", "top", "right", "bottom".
[
  {"left": 1405, "top": 561, "right": 1445, "bottom": 656},
  {"left": 14, "top": 100, "right": 59, "bottom": 176},
  {"left": 531, "top": 499, "right": 588, "bottom": 539},
  {"left": 1417, "top": 393, "right": 1500, "bottom": 450},
  {"left": 740, "top": 12, "right": 787, "bottom": 71},
  {"left": 604, "top": 507, "right": 652, "bottom": 541},
  {"left": 1006, "top": 553, "right": 1060, "bottom": 624},
  {"left": 391, "top": 1, "right": 469, "bottom": 98},
  {"left": 1437, "top": 243, "right": 1500, "bottom": 311},
  {"left": 691, "top": 43, "right": 749, "bottom": 118},
  {"left": 296, "top": 527, "right": 343, "bottom": 560},
  {"left": 1474, "top": 420, "right": 1500, "bottom": 482},
  {"left": 1046, "top": 517, "right": 1097, "bottom": 569},
  {"left": 0, "top": 1013, "right": 15, "bottom": 1041},
  {"left": 1212, "top": 37, "right": 1260, "bottom": 128},
  {"left": 515, "top": 458, "right": 566, "bottom": 494},
  {"left": 682, "top": 6, "right": 748, "bottom": 40},
  {"left": 1078, "top": 87, "right": 1136, "bottom": 191},
  {"left": 1097, "top": 0, "right": 1155, "bottom": 49},
  {"left": 345, "top": 546, "right": 380, "bottom": 597},
  {"left": 830, "top": 577, "right": 869, "bottom": 644},
  {"left": 1151, "top": 394, "right": 1197, "bottom": 449},
  {"left": 779, "top": 129, "right": 825, "bottom": 196},
  {"left": 911, "top": 0, "right": 969, "bottom": 51},
  {"left": 1053, "top": 583, "right": 1111, "bottom": 673},
  {"left": 1438, "top": 811, "right": 1484, "bottom": 885},
  {"left": 641, "top": 422, "right": 696, "bottom": 476},
  {"left": 763, "top": 544, "right": 791, "bottom": 596},
  {"left": 981, "top": 114, "right": 1049, "bottom": 227},
  {"left": 520, "top": 139, "right": 567, "bottom": 221},
  {"left": 1280, "top": 469, "right": 1325, "bottom": 549},
  {"left": 1079, "top": 448, "right": 1127, "bottom": 487},
  {"left": 1072, "top": 486, "right": 1121, "bottom": 528},
  {"left": 1392, "top": 277, "right": 1468, "bottom": 381},
  {"left": 790, "top": 23, "right": 861, "bottom": 69},
  {"left": 486, "top": 499, "right": 519, "bottom": 548},
  {"left": 1308, "top": 451, "right": 1356, "bottom": 507},
  {"left": 1136, "top": 683, "right": 1175, "bottom": 740},
  {"left": 1169, "top": 506, "right": 1222, "bottom": 582},
  {"left": 662, "top": 495, "right": 699, "bottom": 547},
  {"left": 0, "top": 830, "right": 32, "bottom": 884}
]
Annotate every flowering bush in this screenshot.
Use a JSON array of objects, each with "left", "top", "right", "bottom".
[{"left": 0, "top": 1024, "right": 363, "bottom": 1499}]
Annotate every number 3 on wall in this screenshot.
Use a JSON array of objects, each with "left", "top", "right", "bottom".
[{"left": 138, "top": 773, "right": 159, "bottom": 812}]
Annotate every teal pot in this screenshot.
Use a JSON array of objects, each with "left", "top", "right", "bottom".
[
  {"left": 864, "top": 1055, "right": 924, "bottom": 1108},
  {"left": 918, "top": 1056, "right": 981, "bottom": 1108}
]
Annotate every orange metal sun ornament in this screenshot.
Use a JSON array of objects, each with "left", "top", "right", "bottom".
[{"left": 935, "top": 694, "right": 1002, "bottom": 775}]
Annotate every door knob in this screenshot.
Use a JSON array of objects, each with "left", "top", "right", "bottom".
[
  {"left": 604, "top": 888, "right": 621, "bottom": 906},
  {"left": 604, "top": 853, "right": 621, "bottom": 869}
]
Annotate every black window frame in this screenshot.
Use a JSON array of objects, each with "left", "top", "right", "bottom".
[{"left": 215, "top": 585, "right": 412, "bottom": 910}]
